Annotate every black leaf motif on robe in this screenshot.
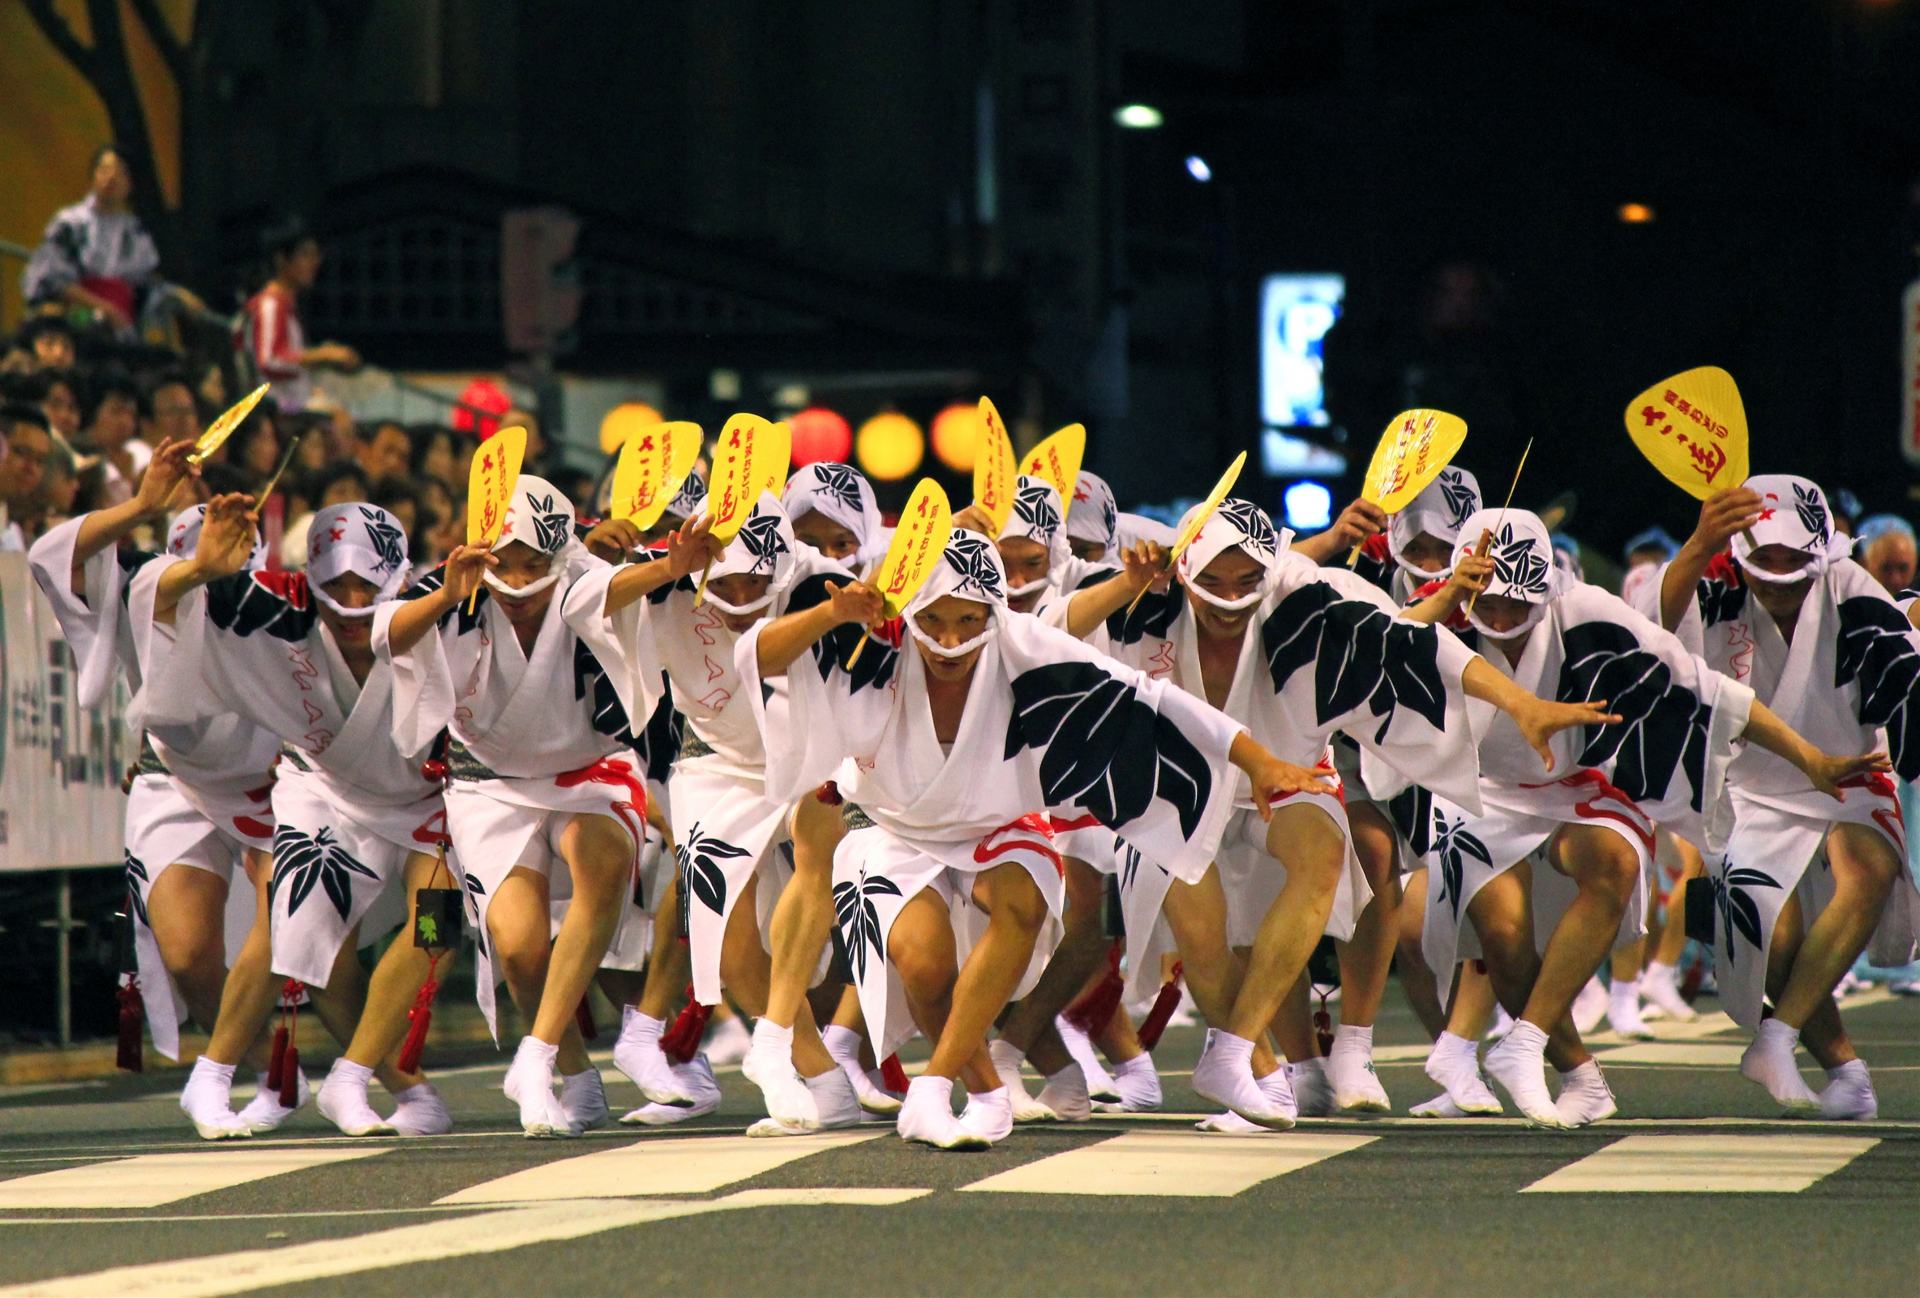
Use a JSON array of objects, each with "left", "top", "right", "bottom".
[
  {"left": 1388, "top": 784, "right": 1434, "bottom": 857},
  {"left": 1835, "top": 594, "right": 1920, "bottom": 781},
  {"left": 205, "top": 572, "right": 317, "bottom": 642},
  {"left": 1261, "top": 582, "right": 1448, "bottom": 743},
  {"left": 676, "top": 824, "right": 748, "bottom": 915},
  {"left": 1556, "top": 620, "right": 1710, "bottom": 810},
  {"left": 1430, "top": 810, "right": 1493, "bottom": 919},
  {"left": 1104, "top": 582, "right": 1186, "bottom": 645},
  {"left": 1004, "top": 661, "right": 1212, "bottom": 838},
  {"left": 786, "top": 572, "right": 897, "bottom": 693},
  {"left": 1696, "top": 566, "right": 1747, "bottom": 628},
  {"left": 572, "top": 639, "right": 637, "bottom": 743},
  {"left": 831, "top": 870, "right": 901, "bottom": 985},
  {"left": 271, "top": 825, "right": 378, "bottom": 921},
  {"left": 1711, "top": 861, "right": 1779, "bottom": 959},
  {"left": 124, "top": 851, "right": 150, "bottom": 928}
]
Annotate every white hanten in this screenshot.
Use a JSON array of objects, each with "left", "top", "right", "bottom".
[
  {"left": 389, "top": 1082, "right": 453, "bottom": 1136},
  {"left": 1055, "top": 1016, "right": 1121, "bottom": 1102},
  {"left": 1034, "top": 1063, "right": 1093, "bottom": 1121},
  {"left": 316, "top": 1059, "right": 395, "bottom": 1137},
  {"left": 1571, "top": 978, "right": 1608, "bottom": 1034},
  {"left": 1327, "top": 1025, "right": 1390, "bottom": 1112},
  {"left": 1482, "top": 1021, "right": 1568, "bottom": 1128},
  {"left": 237, "top": 1065, "right": 310, "bottom": 1134},
  {"left": 741, "top": 1020, "right": 820, "bottom": 1130},
  {"left": 1639, "top": 961, "right": 1698, "bottom": 1022},
  {"left": 895, "top": 1075, "right": 989, "bottom": 1150},
  {"left": 1739, "top": 1018, "right": 1821, "bottom": 1111},
  {"left": 1818, "top": 1060, "right": 1877, "bottom": 1121},
  {"left": 958, "top": 1086, "right": 1015, "bottom": 1144},
  {"left": 1289, "top": 1057, "right": 1335, "bottom": 1118},
  {"left": 1552, "top": 1060, "right": 1617, "bottom": 1127},
  {"left": 620, "top": 1055, "right": 721, "bottom": 1126},
  {"left": 1422, "top": 1031, "right": 1503, "bottom": 1116},
  {"left": 613, "top": 1008, "right": 693, "bottom": 1106},
  {"left": 1606, "top": 978, "right": 1655, "bottom": 1040},
  {"left": 823, "top": 1025, "right": 901, "bottom": 1115},
  {"left": 180, "top": 1057, "right": 251, "bottom": 1141},
  {"left": 704, "top": 1015, "right": 751, "bottom": 1067},
  {"left": 988, "top": 1038, "right": 1060, "bottom": 1122},
  {"left": 1191, "top": 1032, "right": 1294, "bottom": 1130},
  {"left": 560, "top": 1069, "right": 612, "bottom": 1132},
  {"left": 1092, "top": 1054, "right": 1163, "bottom": 1113},
  {"left": 503, "top": 1036, "right": 578, "bottom": 1138}
]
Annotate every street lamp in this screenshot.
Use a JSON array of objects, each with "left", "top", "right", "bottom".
[{"left": 1112, "top": 103, "right": 1164, "bottom": 129}]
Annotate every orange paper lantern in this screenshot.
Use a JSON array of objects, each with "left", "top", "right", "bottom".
[
  {"left": 931, "top": 403, "right": 980, "bottom": 472},
  {"left": 855, "top": 412, "right": 925, "bottom": 481}
]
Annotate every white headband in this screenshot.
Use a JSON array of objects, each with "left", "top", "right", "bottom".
[
  {"left": 306, "top": 502, "right": 410, "bottom": 618},
  {"left": 1066, "top": 471, "right": 1119, "bottom": 550},
  {"left": 783, "top": 463, "right": 881, "bottom": 562},
  {"left": 1388, "top": 467, "right": 1481, "bottom": 579},
  {"left": 998, "top": 475, "right": 1070, "bottom": 595},
  {"left": 1173, "top": 497, "right": 1287, "bottom": 610},
  {"left": 1729, "top": 474, "right": 1849, "bottom": 584}
]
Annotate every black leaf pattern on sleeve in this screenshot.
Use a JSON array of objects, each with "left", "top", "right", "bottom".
[
  {"left": 572, "top": 638, "right": 637, "bottom": 742},
  {"left": 1261, "top": 582, "right": 1448, "bottom": 743},
  {"left": 1696, "top": 559, "right": 1747, "bottom": 628},
  {"left": 785, "top": 571, "right": 897, "bottom": 693},
  {"left": 205, "top": 571, "right": 318, "bottom": 642},
  {"left": 1556, "top": 620, "right": 1710, "bottom": 809},
  {"left": 1104, "top": 582, "right": 1185, "bottom": 645},
  {"left": 1835, "top": 594, "right": 1920, "bottom": 781},
  {"left": 1004, "top": 661, "right": 1212, "bottom": 837}
]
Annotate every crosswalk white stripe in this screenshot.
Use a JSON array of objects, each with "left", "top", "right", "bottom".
[
  {"left": 958, "top": 1131, "right": 1378, "bottom": 1197},
  {"left": 0, "top": 1190, "right": 930, "bottom": 1298},
  {"left": 1521, "top": 1135, "right": 1880, "bottom": 1193},
  {"left": 0, "top": 1147, "right": 393, "bottom": 1209},
  {"left": 1591, "top": 1043, "right": 1748, "bottom": 1066},
  {"left": 435, "top": 1130, "right": 882, "bottom": 1203}
]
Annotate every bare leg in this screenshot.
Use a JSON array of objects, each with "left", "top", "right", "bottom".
[
  {"left": 889, "top": 888, "right": 959, "bottom": 1060},
  {"left": 1654, "top": 838, "right": 1704, "bottom": 966},
  {"left": 1336, "top": 802, "right": 1399, "bottom": 1028},
  {"left": 1466, "top": 863, "right": 1586, "bottom": 1072},
  {"left": 487, "top": 866, "right": 592, "bottom": 1075},
  {"left": 921, "top": 864, "right": 1049, "bottom": 1079},
  {"left": 201, "top": 851, "right": 276, "bottom": 1069},
  {"left": 1771, "top": 824, "right": 1901, "bottom": 1029},
  {"left": 1226, "top": 803, "right": 1347, "bottom": 1041},
  {"left": 1396, "top": 867, "right": 1449, "bottom": 1038},
  {"left": 1267, "top": 972, "right": 1317, "bottom": 1062},
  {"left": 998, "top": 856, "right": 1107, "bottom": 1054},
  {"left": 532, "top": 814, "right": 630, "bottom": 1051},
  {"left": 762, "top": 796, "right": 841, "bottom": 1029},
  {"left": 1159, "top": 867, "right": 1278, "bottom": 1075},
  {"left": 1448, "top": 961, "right": 1497, "bottom": 1039},
  {"left": 340, "top": 850, "right": 447, "bottom": 1084}
]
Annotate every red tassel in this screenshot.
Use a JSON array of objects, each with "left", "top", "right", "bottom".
[
  {"left": 116, "top": 979, "right": 145, "bottom": 1072},
  {"left": 278, "top": 1046, "right": 299, "bottom": 1107},
  {"left": 814, "top": 780, "right": 843, "bottom": 806},
  {"left": 1136, "top": 963, "right": 1184, "bottom": 1052},
  {"left": 266, "top": 1026, "right": 289, "bottom": 1091},
  {"left": 880, "top": 1053, "right": 910, "bottom": 1094},
  {"left": 1472, "top": 959, "right": 1488, "bottom": 975},
  {"left": 1313, "top": 987, "right": 1334, "bottom": 1058},
  {"left": 659, "top": 988, "right": 712, "bottom": 1064},
  {"left": 397, "top": 976, "right": 441, "bottom": 1075},
  {"left": 1064, "top": 941, "right": 1124, "bottom": 1034},
  {"left": 575, "top": 995, "right": 599, "bottom": 1042}
]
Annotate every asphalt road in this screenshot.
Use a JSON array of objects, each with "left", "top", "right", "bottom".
[{"left": 1, "top": 988, "right": 1916, "bottom": 1298}]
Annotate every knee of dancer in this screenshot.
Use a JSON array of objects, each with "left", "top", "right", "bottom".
[
  {"left": 494, "top": 939, "right": 550, "bottom": 990},
  {"left": 892, "top": 941, "right": 957, "bottom": 1003},
  {"left": 159, "top": 936, "right": 225, "bottom": 986},
  {"left": 1473, "top": 911, "right": 1530, "bottom": 964},
  {"left": 995, "top": 878, "right": 1051, "bottom": 939},
  {"left": 1584, "top": 844, "right": 1639, "bottom": 912}
]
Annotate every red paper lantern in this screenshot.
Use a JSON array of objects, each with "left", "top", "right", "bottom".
[
  {"left": 790, "top": 407, "right": 853, "bottom": 468},
  {"left": 452, "top": 378, "right": 512, "bottom": 440}
]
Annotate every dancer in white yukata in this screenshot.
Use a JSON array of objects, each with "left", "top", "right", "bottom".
[
  {"left": 1646, "top": 475, "right": 1918, "bottom": 1119},
  {"left": 1080, "top": 496, "right": 1614, "bottom": 1129},
  {"left": 1415, "top": 505, "right": 1878, "bottom": 1127},
  {"left": 134, "top": 494, "right": 447, "bottom": 1138},
  {"left": 741, "top": 529, "right": 1336, "bottom": 1148},
  {"left": 379, "top": 476, "right": 680, "bottom": 1137},
  {"left": 29, "top": 441, "right": 285, "bottom": 1136}
]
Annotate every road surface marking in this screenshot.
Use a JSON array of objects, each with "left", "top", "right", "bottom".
[
  {"left": 436, "top": 1130, "right": 882, "bottom": 1203},
  {"left": 0, "top": 1147, "right": 391, "bottom": 1210},
  {"left": 958, "top": 1131, "right": 1377, "bottom": 1197},
  {"left": 1522, "top": 1135, "right": 1879, "bottom": 1193}
]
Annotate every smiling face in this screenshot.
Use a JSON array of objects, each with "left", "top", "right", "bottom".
[
  {"left": 489, "top": 538, "right": 557, "bottom": 627},
  {"left": 1186, "top": 547, "right": 1264, "bottom": 638},
  {"left": 997, "top": 536, "right": 1050, "bottom": 609},
  {"left": 1399, "top": 531, "right": 1454, "bottom": 574},
  {"left": 1745, "top": 543, "right": 1816, "bottom": 619},
  {"left": 792, "top": 509, "right": 861, "bottom": 562},
  {"left": 708, "top": 573, "right": 774, "bottom": 632},
  {"left": 911, "top": 594, "right": 990, "bottom": 684},
  {"left": 318, "top": 572, "right": 380, "bottom": 646}
]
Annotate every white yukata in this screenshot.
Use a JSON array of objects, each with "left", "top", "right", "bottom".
[
  {"left": 1088, "top": 498, "right": 1487, "bottom": 1003},
  {"left": 1340, "top": 467, "right": 1485, "bottom": 874},
  {"left": 133, "top": 503, "right": 440, "bottom": 989},
  {"left": 737, "top": 532, "right": 1250, "bottom": 1059},
  {"left": 1638, "top": 475, "right": 1920, "bottom": 1026},
  {"left": 634, "top": 492, "right": 849, "bottom": 1005},
  {"left": 1419, "top": 508, "right": 1753, "bottom": 1000},
  {"left": 28, "top": 510, "right": 279, "bottom": 1059},
  {"left": 377, "top": 477, "right": 662, "bottom": 1034}
]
